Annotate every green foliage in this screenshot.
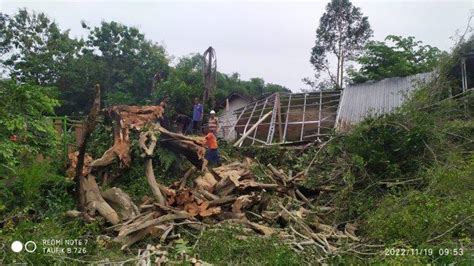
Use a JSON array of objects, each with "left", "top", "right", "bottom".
[
  {"left": 1, "top": 9, "right": 289, "bottom": 117},
  {"left": 0, "top": 9, "right": 83, "bottom": 85},
  {"left": 194, "top": 225, "right": 302, "bottom": 265},
  {"left": 349, "top": 35, "right": 445, "bottom": 83},
  {"left": 310, "top": 0, "right": 372, "bottom": 88},
  {"left": 115, "top": 163, "right": 149, "bottom": 202},
  {"left": 365, "top": 157, "right": 473, "bottom": 264},
  {"left": 155, "top": 146, "right": 179, "bottom": 175},
  {"left": 0, "top": 160, "right": 74, "bottom": 217},
  {"left": 342, "top": 115, "right": 430, "bottom": 179},
  {"left": 87, "top": 123, "right": 114, "bottom": 159},
  {"left": 85, "top": 21, "right": 170, "bottom": 106},
  {"left": 155, "top": 54, "right": 289, "bottom": 121},
  {"left": 240, "top": 145, "right": 295, "bottom": 167},
  {"left": 0, "top": 80, "right": 60, "bottom": 168}
]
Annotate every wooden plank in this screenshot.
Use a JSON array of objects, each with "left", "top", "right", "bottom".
[
  {"left": 317, "top": 90, "right": 322, "bottom": 140},
  {"left": 300, "top": 93, "right": 307, "bottom": 141},
  {"left": 266, "top": 95, "right": 279, "bottom": 144},
  {"left": 244, "top": 135, "right": 268, "bottom": 145},
  {"left": 234, "top": 111, "right": 272, "bottom": 147},
  {"left": 242, "top": 102, "right": 258, "bottom": 135},
  {"left": 282, "top": 94, "right": 292, "bottom": 142},
  {"left": 277, "top": 93, "right": 283, "bottom": 142},
  {"left": 226, "top": 105, "right": 247, "bottom": 140},
  {"left": 252, "top": 97, "right": 269, "bottom": 144}
]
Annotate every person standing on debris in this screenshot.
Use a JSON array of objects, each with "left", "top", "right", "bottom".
[
  {"left": 205, "top": 128, "right": 221, "bottom": 165},
  {"left": 208, "top": 110, "right": 219, "bottom": 136},
  {"left": 192, "top": 97, "right": 203, "bottom": 134}
]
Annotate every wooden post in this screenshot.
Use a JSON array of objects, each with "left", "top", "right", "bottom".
[
  {"left": 266, "top": 94, "right": 278, "bottom": 144},
  {"left": 300, "top": 93, "right": 307, "bottom": 141},
  {"left": 282, "top": 94, "right": 292, "bottom": 143},
  {"left": 317, "top": 90, "right": 322, "bottom": 141},
  {"left": 252, "top": 97, "right": 269, "bottom": 144},
  {"left": 226, "top": 105, "right": 247, "bottom": 140},
  {"left": 242, "top": 102, "right": 258, "bottom": 135},
  {"left": 277, "top": 93, "right": 283, "bottom": 142}
]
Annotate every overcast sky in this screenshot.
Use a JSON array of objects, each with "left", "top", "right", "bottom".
[{"left": 1, "top": 0, "right": 473, "bottom": 91}]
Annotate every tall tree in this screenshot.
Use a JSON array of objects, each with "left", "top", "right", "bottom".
[
  {"left": 85, "top": 21, "right": 170, "bottom": 106},
  {"left": 348, "top": 35, "right": 444, "bottom": 83},
  {"left": 202, "top": 46, "right": 217, "bottom": 108},
  {"left": 310, "top": 0, "right": 372, "bottom": 89},
  {"left": 0, "top": 9, "right": 82, "bottom": 85}
]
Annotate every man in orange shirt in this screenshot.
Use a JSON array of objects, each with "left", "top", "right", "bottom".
[{"left": 205, "top": 128, "right": 221, "bottom": 165}]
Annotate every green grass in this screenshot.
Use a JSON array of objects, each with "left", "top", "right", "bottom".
[{"left": 193, "top": 225, "right": 302, "bottom": 265}]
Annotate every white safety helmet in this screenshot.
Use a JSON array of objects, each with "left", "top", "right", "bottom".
[{"left": 210, "top": 110, "right": 216, "bottom": 114}]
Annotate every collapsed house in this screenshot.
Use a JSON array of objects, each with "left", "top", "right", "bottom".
[
  {"left": 221, "top": 73, "right": 435, "bottom": 146},
  {"left": 335, "top": 72, "right": 434, "bottom": 131},
  {"left": 66, "top": 85, "right": 360, "bottom": 254},
  {"left": 217, "top": 92, "right": 253, "bottom": 141},
  {"left": 229, "top": 91, "right": 342, "bottom": 146}
]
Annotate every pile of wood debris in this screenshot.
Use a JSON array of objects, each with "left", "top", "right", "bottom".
[
  {"left": 67, "top": 85, "right": 362, "bottom": 261},
  {"left": 122, "top": 160, "right": 359, "bottom": 251}
]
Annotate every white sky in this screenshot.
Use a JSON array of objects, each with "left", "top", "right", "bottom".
[{"left": 1, "top": 0, "right": 473, "bottom": 91}]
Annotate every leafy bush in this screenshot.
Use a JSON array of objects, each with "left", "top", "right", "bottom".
[
  {"left": 0, "top": 81, "right": 60, "bottom": 169},
  {"left": 0, "top": 160, "right": 74, "bottom": 217}
]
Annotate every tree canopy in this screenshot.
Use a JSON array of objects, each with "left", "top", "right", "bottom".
[
  {"left": 348, "top": 35, "right": 445, "bottom": 83},
  {"left": 310, "top": 0, "right": 372, "bottom": 89},
  {"left": 0, "top": 9, "right": 289, "bottom": 117}
]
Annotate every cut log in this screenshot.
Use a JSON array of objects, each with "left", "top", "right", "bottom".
[
  {"left": 102, "top": 187, "right": 140, "bottom": 221},
  {"left": 117, "top": 212, "right": 192, "bottom": 238},
  {"left": 80, "top": 174, "right": 120, "bottom": 225}
]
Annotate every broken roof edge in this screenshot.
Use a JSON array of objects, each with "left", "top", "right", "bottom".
[
  {"left": 335, "top": 71, "right": 436, "bottom": 131},
  {"left": 232, "top": 90, "right": 342, "bottom": 115},
  {"left": 345, "top": 71, "right": 436, "bottom": 88},
  {"left": 216, "top": 92, "right": 254, "bottom": 108}
]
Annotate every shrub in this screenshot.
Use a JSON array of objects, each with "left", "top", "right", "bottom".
[
  {"left": 367, "top": 157, "right": 473, "bottom": 246},
  {"left": 0, "top": 81, "right": 60, "bottom": 169}
]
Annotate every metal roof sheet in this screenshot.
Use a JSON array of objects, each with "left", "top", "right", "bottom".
[{"left": 335, "top": 72, "right": 434, "bottom": 130}]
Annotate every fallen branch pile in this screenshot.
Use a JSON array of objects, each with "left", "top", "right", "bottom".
[{"left": 66, "top": 86, "right": 363, "bottom": 261}]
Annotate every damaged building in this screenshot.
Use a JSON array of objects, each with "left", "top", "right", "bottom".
[
  {"left": 222, "top": 73, "right": 433, "bottom": 146},
  {"left": 227, "top": 90, "right": 342, "bottom": 146}
]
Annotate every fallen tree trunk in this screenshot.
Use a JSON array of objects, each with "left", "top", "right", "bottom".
[
  {"left": 80, "top": 174, "right": 120, "bottom": 224},
  {"left": 139, "top": 130, "right": 166, "bottom": 205},
  {"left": 155, "top": 125, "right": 207, "bottom": 170},
  {"left": 74, "top": 84, "right": 101, "bottom": 201},
  {"left": 73, "top": 85, "right": 121, "bottom": 224},
  {"left": 88, "top": 105, "right": 207, "bottom": 172}
]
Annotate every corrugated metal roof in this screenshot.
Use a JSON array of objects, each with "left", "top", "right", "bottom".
[{"left": 335, "top": 72, "right": 434, "bottom": 130}]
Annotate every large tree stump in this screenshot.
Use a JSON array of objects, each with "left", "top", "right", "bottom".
[
  {"left": 74, "top": 84, "right": 120, "bottom": 224},
  {"left": 80, "top": 175, "right": 120, "bottom": 224}
]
